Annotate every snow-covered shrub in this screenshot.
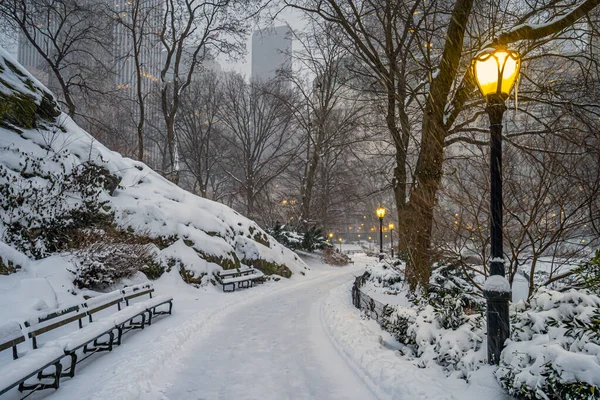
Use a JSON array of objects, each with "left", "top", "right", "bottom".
[
  {"left": 68, "top": 242, "right": 155, "bottom": 290},
  {"left": 368, "top": 262, "right": 486, "bottom": 377},
  {"left": 497, "top": 288, "right": 600, "bottom": 399},
  {"left": 267, "top": 224, "right": 328, "bottom": 252},
  {"left": 381, "top": 305, "right": 417, "bottom": 345},
  {"left": 571, "top": 250, "right": 600, "bottom": 294},
  {"left": 364, "top": 263, "right": 404, "bottom": 287},
  {"left": 381, "top": 300, "right": 485, "bottom": 377},
  {"left": 323, "top": 246, "right": 351, "bottom": 266},
  {"left": 0, "top": 146, "right": 118, "bottom": 258},
  {"left": 429, "top": 261, "right": 484, "bottom": 311}
]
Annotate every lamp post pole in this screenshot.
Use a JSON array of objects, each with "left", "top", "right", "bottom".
[
  {"left": 378, "top": 217, "right": 384, "bottom": 261},
  {"left": 484, "top": 94, "right": 510, "bottom": 365},
  {"left": 390, "top": 227, "right": 394, "bottom": 258}
]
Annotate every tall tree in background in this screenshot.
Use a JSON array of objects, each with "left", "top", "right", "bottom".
[
  {"left": 177, "top": 71, "right": 233, "bottom": 200},
  {"left": 158, "top": 0, "right": 253, "bottom": 182},
  {"left": 289, "top": 0, "right": 600, "bottom": 290},
  {"left": 277, "top": 19, "right": 369, "bottom": 226},
  {"left": 217, "top": 75, "right": 297, "bottom": 219},
  {"left": 113, "top": 0, "right": 162, "bottom": 162}
]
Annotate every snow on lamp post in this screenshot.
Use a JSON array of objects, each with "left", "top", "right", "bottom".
[
  {"left": 376, "top": 207, "right": 386, "bottom": 261},
  {"left": 472, "top": 46, "right": 521, "bottom": 365}
]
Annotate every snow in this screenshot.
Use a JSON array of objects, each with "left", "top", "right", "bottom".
[
  {"left": 84, "top": 291, "right": 123, "bottom": 309},
  {"left": 0, "top": 44, "right": 309, "bottom": 296},
  {"left": 0, "top": 242, "right": 30, "bottom": 271},
  {"left": 498, "top": 288, "right": 600, "bottom": 396},
  {"left": 0, "top": 321, "right": 22, "bottom": 345},
  {"left": 46, "top": 320, "right": 115, "bottom": 352},
  {"left": 322, "top": 282, "right": 510, "bottom": 399},
  {"left": 0, "top": 254, "right": 519, "bottom": 399},
  {"left": 0, "top": 344, "right": 63, "bottom": 391},
  {"left": 484, "top": 275, "right": 511, "bottom": 293}
]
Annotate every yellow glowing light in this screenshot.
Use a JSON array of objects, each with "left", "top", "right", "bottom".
[
  {"left": 329, "top": 233, "right": 334, "bottom": 238},
  {"left": 388, "top": 223, "right": 395, "bottom": 230},
  {"left": 472, "top": 48, "right": 520, "bottom": 99},
  {"left": 376, "top": 206, "right": 386, "bottom": 219}
]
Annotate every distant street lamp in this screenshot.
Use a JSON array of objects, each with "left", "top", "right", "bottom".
[
  {"left": 376, "top": 206, "right": 386, "bottom": 261},
  {"left": 338, "top": 237, "right": 343, "bottom": 252},
  {"left": 388, "top": 223, "right": 395, "bottom": 258},
  {"left": 472, "top": 45, "right": 521, "bottom": 365}
]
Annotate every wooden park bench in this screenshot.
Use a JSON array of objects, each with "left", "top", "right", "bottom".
[
  {"left": 216, "top": 266, "right": 264, "bottom": 292},
  {"left": 0, "top": 283, "right": 173, "bottom": 397}
]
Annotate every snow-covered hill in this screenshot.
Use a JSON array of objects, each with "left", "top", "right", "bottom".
[{"left": 0, "top": 46, "right": 308, "bottom": 321}]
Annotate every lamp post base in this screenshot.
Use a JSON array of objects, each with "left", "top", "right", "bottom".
[{"left": 484, "top": 289, "right": 510, "bottom": 365}]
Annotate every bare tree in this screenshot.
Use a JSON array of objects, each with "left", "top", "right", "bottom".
[
  {"left": 0, "top": 0, "right": 113, "bottom": 117},
  {"left": 276, "top": 19, "right": 371, "bottom": 226},
  {"left": 112, "top": 0, "right": 162, "bottom": 162},
  {"left": 157, "top": 0, "right": 254, "bottom": 182},
  {"left": 177, "top": 71, "right": 234, "bottom": 200},
  {"left": 217, "top": 74, "right": 297, "bottom": 220}
]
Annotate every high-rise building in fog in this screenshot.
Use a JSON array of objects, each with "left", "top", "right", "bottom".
[{"left": 251, "top": 26, "right": 292, "bottom": 84}]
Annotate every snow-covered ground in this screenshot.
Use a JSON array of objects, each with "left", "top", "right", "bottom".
[
  {"left": 323, "top": 282, "right": 510, "bottom": 400},
  {"left": 1, "top": 254, "right": 513, "bottom": 400}
]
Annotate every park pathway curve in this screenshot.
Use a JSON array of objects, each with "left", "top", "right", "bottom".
[{"left": 159, "top": 268, "right": 378, "bottom": 400}]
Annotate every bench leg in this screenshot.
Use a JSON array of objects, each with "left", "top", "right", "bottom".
[
  {"left": 20, "top": 362, "right": 62, "bottom": 392},
  {"left": 116, "top": 326, "right": 123, "bottom": 346},
  {"left": 63, "top": 353, "right": 78, "bottom": 378}
]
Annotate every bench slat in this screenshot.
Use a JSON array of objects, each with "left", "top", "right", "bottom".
[
  {"left": 124, "top": 289, "right": 153, "bottom": 301},
  {"left": 29, "top": 312, "right": 88, "bottom": 339},
  {"left": 0, "top": 322, "right": 24, "bottom": 353}
]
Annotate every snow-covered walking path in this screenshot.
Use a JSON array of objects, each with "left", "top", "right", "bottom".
[{"left": 158, "top": 267, "right": 377, "bottom": 400}]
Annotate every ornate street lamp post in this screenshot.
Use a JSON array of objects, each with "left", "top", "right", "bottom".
[
  {"left": 388, "top": 223, "right": 395, "bottom": 258},
  {"left": 376, "top": 207, "right": 386, "bottom": 261},
  {"left": 472, "top": 46, "right": 521, "bottom": 364}
]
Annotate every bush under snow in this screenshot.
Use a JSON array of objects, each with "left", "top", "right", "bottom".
[
  {"left": 0, "top": 45, "right": 308, "bottom": 293},
  {"left": 497, "top": 288, "right": 600, "bottom": 399},
  {"left": 362, "top": 262, "right": 600, "bottom": 398}
]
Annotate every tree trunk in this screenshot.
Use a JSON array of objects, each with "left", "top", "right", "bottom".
[
  {"left": 300, "top": 126, "right": 324, "bottom": 224},
  {"left": 404, "top": 0, "right": 474, "bottom": 291}
]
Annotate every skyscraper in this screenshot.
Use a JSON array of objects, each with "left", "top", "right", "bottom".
[{"left": 251, "top": 26, "right": 292, "bottom": 84}]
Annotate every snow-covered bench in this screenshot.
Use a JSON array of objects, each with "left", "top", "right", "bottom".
[
  {"left": 0, "top": 283, "right": 173, "bottom": 396},
  {"left": 0, "top": 321, "right": 63, "bottom": 395},
  {"left": 216, "top": 267, "right": 264, "bottom": 292}
]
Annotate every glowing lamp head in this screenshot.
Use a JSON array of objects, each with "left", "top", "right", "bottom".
[
  {"left": 376, "top": 206, "right": 386, "bottom": 219},
  {"left": 328, "top": 233, "right": 334, "bottom": 238},
  {"left": 472, "top": 47, "right": 520, "bottom": 100},
  {"left": 388, "top": 223, "right": 395, "bottom": 230}
]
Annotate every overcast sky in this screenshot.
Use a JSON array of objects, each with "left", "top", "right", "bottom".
[{"left": 222, "top": 7, "right": 305, "bottom": 77}]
